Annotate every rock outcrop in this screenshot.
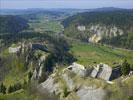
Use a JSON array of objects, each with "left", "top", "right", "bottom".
[
  {"left": 87, "top": 24, "right": 124, "bottom": 43},
  {"left": 62, "top": 73, "right": 74, "bottom": 91},
  {"left": 31, "top": 54, "right": 48, "bottom": 80},
  {"left": 9, "top": 46, "right": 21, "bottom": 53},
  {"left": 66, "top": 62, "right": 87, "bottom": 77},
  {"left": 91, "top": 63, "right": 121, "bottom": 81},
  {"left": 38, "top": 62, "right": 122, "bottom": 100},
  {"left": 77, "top": 25, "right": 86, "bottom": 31},
  {"left": 64, "top": 62, "right": 121, "bottom": 81},
  {"left": 77, "top": 86, "right": 106, "bottom": 100},
  {"left": 91, "top": 63, "right": 112, "bottom": 81},
  {"left": 38, "top": 76, "right": 59, "bottom": 94}
]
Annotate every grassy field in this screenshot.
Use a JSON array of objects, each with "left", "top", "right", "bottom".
[
  {"left": 0, "top": 90, "right": 35, "bottom": 100},
  {"left": 29, "top": 16, "right": 63, "bottom": 33},
  {"left": 70, "top": 42, "right": 133, "bottom": 67}
]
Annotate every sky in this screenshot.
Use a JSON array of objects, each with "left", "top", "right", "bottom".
[{"left": 0, "top": 0, "right": 133, "bottom": 9}]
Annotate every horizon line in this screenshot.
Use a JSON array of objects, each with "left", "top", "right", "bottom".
[{"left": 1, "top": 7, "right": 133, "bottom": 10}]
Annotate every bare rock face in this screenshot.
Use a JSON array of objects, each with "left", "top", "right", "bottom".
[
  {"left": 88, "top": 24, "right": 124, "bottom": 43},
  {"left": 66, "top": 62, "right": 87, "bottom": 77},
  {"left": 31, "top": 68, "right": 38, "bottom": 80},
  {"left": 38, "top": 76, "right": 60, "bottom": 94},
  {"left": 37, "top": 62, "right": 122, "bottom": 100},
  {"left": 77, "top": 86, "right": 106, "bottom": 100},
  {"left": 91, "top": 63, "right": 112, "bottom": 81},
  {"left": 97, "top": 64, "right": 112, "bottom": 81},
  {"left": 62, "top": 73, "right": 74, "bottom": 91},
  {"left": 89, "top": 34, "right": 102, "bottom": 43},
  {"left": 65, "top": 63, "right": 116, "bottom": 81},
  {"left": 77, "top": 25, "right": 86, "bottom": 31},
  {"left": 90, "top": 63, "right": 121, "bottom": 81}
]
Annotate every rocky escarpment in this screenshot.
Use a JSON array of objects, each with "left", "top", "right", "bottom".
[
  {"left": 63, "top": 10, "right": 133, "bottom": 47},
  {"left": 38, "top": 61, "right": 133, "bottom": 100},
  {"left": 8, "top": 42, "right": 50, "bottom": 82},
  {"left": 38, "top": 71, "right": 106, "bottom": 100},
  {"left": 37, "top": 61, "right": 133, "bottom": 100},
  {"left": 38, "top": 62, "right": 121, "bottom": 100},
  {"left": 77, "top": 24, "right": 124, "bottom": 43}
]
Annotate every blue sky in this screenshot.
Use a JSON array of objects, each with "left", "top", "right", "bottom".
[{"left": 0, "top": 0, "right": 133, "bottom": 9}]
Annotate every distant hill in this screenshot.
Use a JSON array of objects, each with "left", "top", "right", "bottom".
[
  {"left": 62, "top": 10, "right": 133, "bottom": 29},
  {"left": 62, "top": 10, "right": 133, "bottom": 49},
  {"left": 0, "top": 15, "right": 29, "bottom": 34},
  {"left": 0, "top": 7, "right": 125, "bottom": 15},
  {"left": 89, "top": 7, "right": 124, "bottom": 12}
]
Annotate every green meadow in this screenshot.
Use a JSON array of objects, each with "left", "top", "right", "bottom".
[{"left": 70, "top": 43, "right": 133, "bottom": 67}]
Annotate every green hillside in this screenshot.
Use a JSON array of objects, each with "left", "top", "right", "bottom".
[
  {"left": 0, "top": 15, "right": 29, "bottom": 34},
  {"left": 62, "top": 10, "right": 133, "bottom": 49}
]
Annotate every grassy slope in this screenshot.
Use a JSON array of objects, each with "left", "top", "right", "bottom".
[
  {"left": 0, "top": 48, "right": 30, "bottom": 87},
  {"left": 70, "top": 42, "right": 133, "bottom": 67}
]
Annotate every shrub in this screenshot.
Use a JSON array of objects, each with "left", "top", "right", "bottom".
[
  {"left": 0, "top": 83, "right": 6, "bottom": 94},
  {"left": 63, "top": 87, "right": 70, "bottom": 97},
  {"left": 121, "top": 59, "right": 130, "bottom": 76}
]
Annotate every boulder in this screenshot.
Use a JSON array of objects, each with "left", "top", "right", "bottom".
[
  {"left": 97, "top": 63, "right": 112, "bottom": 81},
  {"left": 67, "top": 62, "right": 87, "bottom": 77}
]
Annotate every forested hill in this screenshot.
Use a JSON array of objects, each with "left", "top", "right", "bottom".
[
  {"left": 62, "top": 10, "right": 133, "bottom": 49},
  {"left": 62, "top": 10, "right": 133, "bottom": 30},
  {"left": 0, "top": 15, "right": 29, "bottom": 34}
]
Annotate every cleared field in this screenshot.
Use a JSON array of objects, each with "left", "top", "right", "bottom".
[{"left": 70, "top": 43, "right": 133, "bottom": 67}]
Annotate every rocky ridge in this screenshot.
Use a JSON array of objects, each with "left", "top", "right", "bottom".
[
  {"left": 38, "top": 62, "right": 120, "bottom": 100},
  {"left": 77, "top": 24, "right": 124, "bottom": 43}
]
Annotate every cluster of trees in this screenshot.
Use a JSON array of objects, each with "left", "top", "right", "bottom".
[
  {"left": 0, "top": 15, "right": 29, "bottom": 34},
  {"left": 121, "top": 59, "right": 131, "bottom": 76},
  {"left": 8, "top": 83, "right": 22, "bottom": 93},
  {"left": 101, "top": 30, "right": 133, "bottom": 49},
  {"left": 0, "top": 82, "right": 26, "bottom": 94},
  {"left": 0, "top": 83, "right": 6, "bottom": 94}
]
